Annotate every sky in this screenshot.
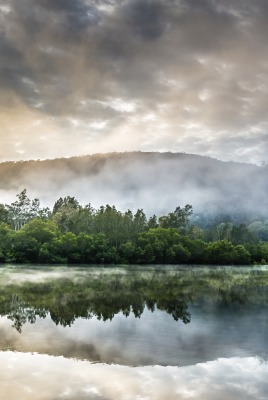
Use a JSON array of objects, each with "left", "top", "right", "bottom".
[{"left": 0, "top": 0, "right": 268, "bottom": 164}]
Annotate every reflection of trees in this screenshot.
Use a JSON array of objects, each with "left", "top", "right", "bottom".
[
  {"left": 1, "top": 268, "right": 268, "bottom": 332},
  {"left": 2, "top": 278, "right": 192, "bottom": 332},
  {"left": 7, "top": 294, "right": 47, "bottom": 333},
  {"left": 157, "top": 300, "right": 191, "bottom": 323},
  {"left": 218, "top": 287, "right": 247, "bottom": 306}
]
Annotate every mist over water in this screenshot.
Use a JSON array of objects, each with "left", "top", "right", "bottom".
[{"left": 1, "top": 265, "right": 268, "bottom": 399}]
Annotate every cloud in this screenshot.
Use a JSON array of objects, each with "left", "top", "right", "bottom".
[
  {"left": 0, "top": 0, "right": 268, "bottom": 163},
  {"left": 123, "top": 0, "right": 168, "bottom": 40}
]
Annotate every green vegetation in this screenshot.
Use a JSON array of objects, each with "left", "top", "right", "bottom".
[{"left": 0, "top": 189, "right": 267, "bottom": 265}]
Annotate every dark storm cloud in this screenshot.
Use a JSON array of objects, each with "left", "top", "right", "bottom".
[{"left": 0, "top": 0, "right": 268, "bottom": 163}]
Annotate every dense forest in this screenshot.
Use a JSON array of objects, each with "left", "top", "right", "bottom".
[{"left": 0, "top": 189, "right": 268, "bottom": 265}]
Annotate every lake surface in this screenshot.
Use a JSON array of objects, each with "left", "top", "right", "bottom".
[{"left": 0, "top": 264, "right": 268, "bottom": 399}]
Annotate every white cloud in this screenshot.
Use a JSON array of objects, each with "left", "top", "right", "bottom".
[{"left": 97, "top": 98, "right": 138, "bottom": 113}]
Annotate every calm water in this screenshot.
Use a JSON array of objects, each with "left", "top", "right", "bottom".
[{"left": 0, "top": 264, "right": 268, "bottom": 399}]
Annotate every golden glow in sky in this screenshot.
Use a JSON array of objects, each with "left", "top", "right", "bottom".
[{"left": 0, "top": 0, "right": 268, "bottom": 164}]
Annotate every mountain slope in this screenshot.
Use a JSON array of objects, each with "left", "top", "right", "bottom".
[{"left": 0, "top": 152, "right": 267, "bottom": 216}]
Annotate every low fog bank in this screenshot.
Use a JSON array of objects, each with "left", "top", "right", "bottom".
[{"left": 0, "top": 152, "right": 267, "bottom": 216}]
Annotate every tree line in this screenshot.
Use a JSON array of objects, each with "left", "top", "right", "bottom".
[{"left": 0, "top": 189, "right": 267, "bottom": 265}]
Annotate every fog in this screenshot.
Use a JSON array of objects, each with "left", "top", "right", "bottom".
[{"left": 0, "top": 152, "right": 267, "bottom": 216}]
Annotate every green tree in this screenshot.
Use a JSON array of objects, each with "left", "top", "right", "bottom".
[
  {"left": 159, "top": 204, "right": 193, "bottom": 232},
  {"left": 6, "top": 189, "right": 49, "bottom": 230},
  {"left": 5, "top": 230, "right": 40, "bottom": 263},
  {"left": 52, "top": 196, "right": 82, "bottom": 233},
  {"left": 21, "top": 219, "right": 59, "bottom": 244},
  {"left": 206, "top": 240, "right": 250, "bottom": 265},
  {"left": 0, "top": 223, "right": 12, "bottom": 261},
  {"left": 0, "top": 204, "right": 8, "bottom": 224},
  {"left": 119, "top": 240, "right": 137, "bottom": 263},
  {"left": 147, "top": 214, "right": 158, "bottom": 229},
  {"left": 138, "top": 228, "right": 191, "bottom": 264},
  {"left": 248, "top": 221, "right": 268, "bottom": 241},
  {"left": 6, "top": 189, "right": 31, "bottom": 230},
  {"left": 133, "top": 209, "right": 147, "bottom": 236},
  {"left": 93, "top": 205, "right": 126, "bottom": 247}
]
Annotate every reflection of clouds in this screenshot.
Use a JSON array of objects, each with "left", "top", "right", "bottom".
[
  {"left": 1, "top": 300, "right": 268, "bottom": 367},
  {"left": 0, "top": 313, "right": 182, "bottom": 365},
  {"left": 0, "top": 352, "right": 268, "bottom": 400},
  {"left": 1, "top": 266, "right": 268, "bottom": 366}
]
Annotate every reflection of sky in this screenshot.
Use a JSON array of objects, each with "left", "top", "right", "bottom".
[
  {"left": 1, "top": 301, "right": 268, "bottom": 366},
  {"left": 1, "top": 267, "right": 268, "bottom": 398},
  {"left": 1, "top": 266, "right": 268, "bottom": 366},
  {"left": 1, "top": 351, "right": 268, "bottom": 400}
]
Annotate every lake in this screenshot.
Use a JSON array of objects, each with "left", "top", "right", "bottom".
[{"left": 0, "top": 264, "right": 268, "bottom": 399}]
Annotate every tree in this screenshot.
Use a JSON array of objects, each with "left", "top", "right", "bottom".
[
  {"left": 6, "top": 189, "right": 49, "bottom": 230},
  {"left": 21, "top": 219, "right": 59, "bottom": 244},
  {"left": 52, "top": 196, "right": 81, "bottom": 232},
  {"left": 230, "top": 224, "right": 257, "bottom": 244},
  {"left": 159, "top": 204, "right": 193, "bottom": 232},
  {"left": 137, "top": 227, "right": 191, "bottom": 264},
  {"left": 6, "top": 189, "right": 31, "bottom": 230},
  {"left": 133, "top": 209, "right": 147, "bottom": 236},
  {"left": 0, "top": 223, "right": 12, "bottom": 261},
  {"left": 0, "top": 204, "right": 8, "bottom": 224},
  {"left": 119, "top": 240, "right": 137, "bottom": 263},
  {"left": 52, "top": 196, "right": 80, "bottom": 214},
  {"left": 206, "top": 240, "right": 250, "bottom": 265},
  {"left": 93, "top": 205, "right": 126, "bottom": 247},
  {"left": 248, "top": 221, "right": 268, "bottom": 242},
  {"left": 147, "top": 214, "right": 158, "bottom": 229},
  {"left": 5, "top": 230, "right": 40, "bottom": 263}
]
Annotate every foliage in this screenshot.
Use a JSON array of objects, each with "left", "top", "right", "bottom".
[
  {"left": 6, "top": 189, "right": 50, "bottom": 230},
  {"left": 0, "top": 190, "right": 267, "bottom": 265}
]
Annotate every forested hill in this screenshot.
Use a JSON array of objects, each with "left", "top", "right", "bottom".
[{"left": 0, "top": 152, "right": 267, "bottom": 216}]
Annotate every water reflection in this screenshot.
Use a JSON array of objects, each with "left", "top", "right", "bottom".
[
  {"left": 0, "top": 265, "right": 268, "bottom": 366},
  {"left": 1, "top": 267, "right": 197, "bottom": 331},
  {"left": 2, "top": 266, "right": 268, "bottom": 332},
  {"left": 7, "top": 294, "right": 47, "bottom": 333},
  {"left": 1, "top": 351, "right": 268, "bottom": 400}
]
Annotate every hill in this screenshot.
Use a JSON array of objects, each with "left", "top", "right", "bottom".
[{"left": 0, "top": 152, "right": 267, "bottom": 216}]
